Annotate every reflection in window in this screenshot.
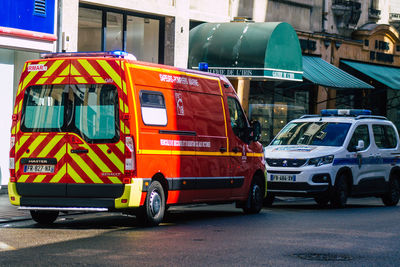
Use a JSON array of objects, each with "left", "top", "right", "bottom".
[
  {"left": 373, "top": 124, "right": 398, "bottom": 149},
  {"left": 348, "top": 125, "right": 370, "bottom": 152},
  {"left": 78, "top": 8, "right": 102, "bottom": 51},
  {"left": 271, "top": 122, "right": 351, "bottom": 147},
  {"left": 126, "top": 16, "right": 159, "bottom": 63},
  {"left": 139, "top": 91, "right": 167, "bottom": 126},
  {"left": 106, "top": 12, "right": 123, "bottom": 51},
  {"left": 22, "top": 85, "right": 65, "bottom": 131}
]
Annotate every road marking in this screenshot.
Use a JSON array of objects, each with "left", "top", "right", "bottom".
[{"left": 0, "top": 242, "right": 15, "bottom": 251}]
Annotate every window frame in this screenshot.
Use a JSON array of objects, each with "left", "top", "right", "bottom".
[
  {"left": 372, "top": 124, "right": 398, "bottom": 149},
  {"left": 139, "top": 90, "right": 168, "bottom": 127},
  {"left": 347, "top": 124, "right": 370, "bottom": 152}
]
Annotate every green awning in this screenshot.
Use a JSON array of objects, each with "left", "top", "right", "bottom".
[
  {"left": 189, "top": 22, "right": 303, "bottom": 81},
  {"left": 341, "top": 60, "right": 400, "bottom": 89},
  {"left": 303, "top": 56, "right": 373, "bottom": 89}
]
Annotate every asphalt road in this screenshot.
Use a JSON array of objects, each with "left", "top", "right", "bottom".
[{"left": 0, "top": 197, "right": 399, "bottom": 266}]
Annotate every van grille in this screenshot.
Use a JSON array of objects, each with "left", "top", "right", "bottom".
[{"left": 265, "top": 158, "right": 307, "bottom": 167}]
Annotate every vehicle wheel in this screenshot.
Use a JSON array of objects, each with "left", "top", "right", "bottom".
[
  {"left": 331, "top": 174, "right": 348, "bottom": 208},
  {"left": 137, "top": 181, "right": 166, "bottom": 226},
  {"left": 381, "top": 178, "right": 400, "bottom": 206},
  {"left": 243, "top": 177, "right": 264, "bottom": 214},
  {"left": 30, "top": 210, "right": 59, "bottom": 225},
  {"left": 314, "top": 194, "right": 330, "bottom": 207},
  {"left": 263, "top": 194, "right": 275, "bottom": 207}
]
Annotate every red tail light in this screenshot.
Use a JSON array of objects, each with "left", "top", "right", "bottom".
[{"left": 125, "top": 136, "right": 136, "bottom": 172}]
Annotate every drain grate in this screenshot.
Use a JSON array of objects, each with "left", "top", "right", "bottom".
[{"left": 294, "top": 253, "right": 353, "bottom": 262}]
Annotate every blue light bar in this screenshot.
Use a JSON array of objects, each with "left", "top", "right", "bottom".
[
  {"left": 41, "top": 51, "right": 137, "bottom": 60},
  {"left": 321, "top": 109, "right": 372, "bottom": 116},
  {"left": 198, "top": 62, "right": 209, "bottom": 71}
]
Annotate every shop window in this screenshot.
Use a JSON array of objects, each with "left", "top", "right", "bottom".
[
  {"left": 78, "top": 8, "right": 102, "bottom": 51},
  {"left": 126, "top": 16, "right": 159, "bottom": 63},
  {"left": 106, "top": 12, "right": 123, "bottom": 51},
  {"left": 248, "top": 82, "right": 309, "bottom": 146},
  {"left": 78, "top": 5, "right": 163, "bottom": 63}
]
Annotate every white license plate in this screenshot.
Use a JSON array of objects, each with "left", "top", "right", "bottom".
[
  {"left": 24, "top": 164, "right": 55, "bottom": 173},
  {"left": 271, "top": 174, "right": 296, "bottom": 182}
]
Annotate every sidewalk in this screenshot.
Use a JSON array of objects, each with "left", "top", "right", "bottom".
[{"left": 0, "top": 190, "right": 30, "bottom": 223}]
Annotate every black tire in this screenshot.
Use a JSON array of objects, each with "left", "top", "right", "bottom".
[
  {"left": 30, "top": 210, "right": 59, "bottom": 225},
  {"left": 137, "top": 181, "right": 166, "bottom": 226},
  {"left": 314, "top": 194, "right": 330, "bottom": 207},
  {"left": 381, "top": 178, "right": 400, "bottom": 206},
  {"left": 263, "top": 194, "right": 275, "bottom": 207},
  {"left": 331, "top": 173, "right": 348, "bottom": 208},
  {"left": 243, "top": 177, "right": 264, "bottom": 214}
]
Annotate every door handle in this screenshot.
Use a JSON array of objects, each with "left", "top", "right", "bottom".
[
  {"left": 232, "top": 147, "right": 240, "bottom": 153},
  {"left": 219, "top": 147, "right": 227, "bottom": 153},
  {"left": 71, "top": 149, "right": 89, "bottom": 154}
]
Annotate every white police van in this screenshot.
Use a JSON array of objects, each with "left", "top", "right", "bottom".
[{"left": 264, "top": 109, "right": 400, "bottom": 208}]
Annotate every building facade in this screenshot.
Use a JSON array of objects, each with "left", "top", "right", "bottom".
[{"left": 0, "top": 0, "right": 237, "bottom": 186}]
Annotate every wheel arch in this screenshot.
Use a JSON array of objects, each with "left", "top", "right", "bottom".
[
  {"left": 253, "top": 169, "right": 266, "bottom": 196},
  {"left": 336, "top": 167, "right": 353, "bottom": 192},
  {"left": 151, "top": 172, "right": 168, "bottom": 201},
  {"left": 390, "top": 166, "right": 400, "bottom": 182}
]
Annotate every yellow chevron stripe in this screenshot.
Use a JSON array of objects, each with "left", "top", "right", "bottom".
[
  {"left": 43, "top": 60, "right": 64, "bottom": 77},
  {"left": 18, "top": 175, "right": 30, "bottom": 183},
  {"left": 119, "top": 98, "right": 124, "bottom": 112},
  {"left": 11, "top": 125, "right": 15, "bottom": 135},
  {"left": 33, "top": 174, "right": 46, "bottom": 183},
  {"left": 36, "top": 77, "right": 48, "bottom": 85},
  {"left": 116, "top": 141, "right": 124, "bottom": 154},
  {"left": 22, "top": 64, "right": 42, "bottom": 89},
  {"left": 70, "top": 154, "right": 103, "bottom": 183},
  {"left": 98, "top": 144, "right": 124, "bottom": 171},
  {"left": 108, "top": 176, "right": 122, "bottom": 184},
  {"left": 78, "top": 59, "right": 100, "bottom": 76},
  {"left": 16, "top": 81, "right": 23, "bottom": 96},
  {"left": 50, "top": 163, "right": 66, "bottom": 183},
  {"left": 59, "top": 65, "right": 70, "bottom": 76},
  {"left": 93, "top": 77, "right": 105, "bottom": 83},
  {"left": 54, "top": 143, "right": 66, "bottom": 162},
  {"left": 70, "top": 64, "right": 81, "bottom": 76},
  {"left": 97, "top": 60, "right": 122, "bottom": 89},
  {"left": 18, "top": 100, "right": 23, "bottom": 113},
  {"left": 20, "top": 135, "right": 47, "bottom": 158},
  {"left": 52, "top": 77, "right": 65, "bottom": 84},
  {"left": 75, "top": 77, "right": 87, "bottom": 83},
  {"left": 67, "top": 164, "right": 85, "bottom": 183},
  {"left": 85, "top": 147, "right": 111, "bottom": 173},
  {"left": 37, "top": 135, "right": 64, "bottom": 157},
  {"left": 122, "top": 80, "right": 127, "bottom": 95}
]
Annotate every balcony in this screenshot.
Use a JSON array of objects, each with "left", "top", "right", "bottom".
[
  {"left": 332, "top": 0, "right": 361, "bottom": 29},
  {"left": 369, "top": 8, "right": 381, "bottom": 21}
]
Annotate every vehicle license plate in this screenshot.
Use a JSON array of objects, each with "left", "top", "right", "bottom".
[
  {"left": 270, "top": 174, "right": 296, "bottom": 182},
  {"left": 24, "top": 164, "right": 55, "bottom": 173}
]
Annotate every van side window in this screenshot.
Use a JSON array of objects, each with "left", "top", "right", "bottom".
[
  {"left": 139, "top": 91, "right": 167, "bottom": 126},
  {"left": 227, "top": 97, "right": 248, "bottom": 142},
  {"left": 347, "top": 125, "right": 370, "bottom": 152},
  {"left": 373, "top": 124, "right": 397, "bottom": 149}
]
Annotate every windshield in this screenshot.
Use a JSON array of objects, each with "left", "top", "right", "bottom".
[
  {"left": 271, "top": 122, "right": 351, "bottom": 146},
  {"left": 21, "top": 84, "right": 119, "bottom": 143}
]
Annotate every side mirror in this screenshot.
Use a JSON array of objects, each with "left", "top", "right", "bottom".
[
  {"left": 250, "top": 120, "right": 262, "bottom": 142},
  {"left": 355, "top": 140, "right": 365, "bottom": 151}
]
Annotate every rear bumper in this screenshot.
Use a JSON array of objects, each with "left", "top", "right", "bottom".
[{"left": 8, "top": 179, "right": 146, "bottom": 210}]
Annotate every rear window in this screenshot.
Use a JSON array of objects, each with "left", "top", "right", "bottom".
[{"left": 21, "top": 84, "right": 120, "bottom": 143}]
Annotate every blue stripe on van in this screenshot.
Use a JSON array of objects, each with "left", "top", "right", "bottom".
[{"left": 333, "top": 157, "right": 400, "bottom": 166}]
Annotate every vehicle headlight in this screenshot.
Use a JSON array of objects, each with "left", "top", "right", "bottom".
[{"left": 308, "top": 155, "right": 334, "bottom": 166}]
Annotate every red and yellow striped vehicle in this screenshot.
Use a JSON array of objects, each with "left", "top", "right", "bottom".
[{"left": 8, "top": 51, "right": 265, "bottom": 226}]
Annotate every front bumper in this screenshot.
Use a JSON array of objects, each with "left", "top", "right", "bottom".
[{"left": 266, "top": 164, "right": 335, "bottom": 197}]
